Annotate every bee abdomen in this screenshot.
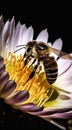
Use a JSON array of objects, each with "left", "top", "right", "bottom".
[{"left": 44, "top": 57, "right": 58, "bottom": 84}]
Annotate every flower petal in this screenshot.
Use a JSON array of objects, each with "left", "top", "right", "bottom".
[
  {"left": 9, "top": 17, "right": 15, "bottom": 42},
  {"left": 53, "top": 38, "right": 63, "bottom": 50},
  {"left": 10, "top": 21, "right": 21, "bottom": 51},
  {"left": 4, "top": 17, "right": 15, "bottom": 53},
  {"left": 11, "top": 23, "right": 27, "bottom": 52},
  {"left": 0, "top": 56, "right": 4, "bottom": 64},
  {"left": 19, "top": 103, "right": 43, "bottom": 112},
  {"left": 1, "top": 80, "right": 16, "bottom": 97},
  {"left": 49, "top": 38, "right": 63, "bottom": 59},
  {"left": 12, "top": 26, "right": 34, "bottom": 55},
  {"left": 47, "top": 113, "right": 72, "bottom": 119},
  {"left": 2, "top": 20, "right": 10, "bottom": 49},
  {"left": 0, "top": 71, "right": 9, "bottom": 89},
  {"left": 8, "top": 90, "right": 29, "bottom": 104},
  {"left": 16, "top": 24, "right": 26, "bottom": 45},
  {"left": 36, "top": 29, "right": 48, "bottom": 43},
  {"left": 21, "top": 26, "right": 34, "bottom": 45},
  {"left": 54, "top": 58, "right": 72, "bottom": 92},
  {"left": 35, "top": 108, "right": 72, "bottom": 116},
  {"left": 0, "top": 63, "right": 5, "bottom": 73},
  {"left": 57, "top": 58, "right": 72, "bottom": 76}
]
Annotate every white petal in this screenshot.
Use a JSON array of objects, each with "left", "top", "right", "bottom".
[
  {"left": 9, "top": 21, "right": 20, "bottom": 52},
  {"left": 14, "top": 21, "right": 21, "bottom": 43},
  {"left": 20, "top": 24, "right": 27, "bottom": 40},
  {"left": 55, "top": 74, "right": 72, "bottom": 89},
  {"left": 15, "top": 24, "right": 26, "bottom": 46},
  {"left": 9, "top": 17, "right": 15, "bottom": 42},
  {"left": 21, "top": 26, "right": 34, "bottom": 45},
  {"left": 53, "top": 38, "right": 63, "bottom": 50},
  {"left": 54, "top": 62, "right": 72, "bottom": 92},
  {"left": 57, "top": 58, "right": 72, "bottom": 76},
  {"left": 4, "top": 17, "right": 15, "bottom": 54},
  {"left": 36, "top": 29, "right": 48, "bottom": 43},
  {"left": 44, "top": 96, "right": 72, "bottom": 109},
  {"left": 49, "top": 39, "right": 63, "bottom": 60},
  {"left": 53, "top": 53, "right": 72, "bottom": 94},
  {"left": 47, "top": 42, "right": 52, "bottom": 46},
  {"left": 2, "top": 20, "right": 10, "bottom": 45},
  {"left": 1, "top": 20, "right": 10, "bottom": 57},
  {"left": 11, "top": 24, "right": 27, "bottom": 52},
  {"left": 12, "top": 26, "right": 34, "bottom": 56}
]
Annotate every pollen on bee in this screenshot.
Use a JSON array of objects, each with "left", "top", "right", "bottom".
[{"left": 4, "top": 52, "right": 55, "bottom": 106}]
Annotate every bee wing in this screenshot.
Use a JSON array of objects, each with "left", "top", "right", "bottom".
[{"left": 50, "top": 47, "right": 72, "bottom": 60}]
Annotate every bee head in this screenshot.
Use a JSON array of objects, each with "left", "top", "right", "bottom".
[
  {"left": 26, "top": 41, "right": 35, "bottom": 53},
  {"left": 25, "top": 41, "right": 37, "bottom": 57},
  {"left": 36, "top": 42, "right": 48, "bottom": 50},
  {"left": 35, "top": 42, "right": 49, "bottom": 56}
]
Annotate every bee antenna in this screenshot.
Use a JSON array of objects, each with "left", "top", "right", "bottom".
[
  {"left": 13, "top": 47, "right": 25, "bottom": 53},
  {"left": 16, "top": 45, "right": 26, "bottom": 47}
]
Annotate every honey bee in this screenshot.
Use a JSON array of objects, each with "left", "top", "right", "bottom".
[
  {"left": 15, "top": 40, "right": 72, "bottom": 84},
  {"left": 14, "top": 41, "right": 72, "bottom": 129}
]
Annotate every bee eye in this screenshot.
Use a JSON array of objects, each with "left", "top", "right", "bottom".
[
  {"left": 37, "top": 43, "right": 48, "bottom": 50},
  {"left": 27, "top": 45, "right": 32, "bottom": 52},
  {"left": 27, "top": 42, "right": 34, "bottom": 52}
]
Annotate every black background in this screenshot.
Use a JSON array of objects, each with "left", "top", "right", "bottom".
[
  {"left": 0, "top": 1, "right": 72, "bottom": 130},
  {"left": 0, "top": 1, "right": 72, "bottom": 53}
]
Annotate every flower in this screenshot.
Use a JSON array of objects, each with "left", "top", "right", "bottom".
[{"left": 0, "top": 15, "right": 72, "bottom": 130}]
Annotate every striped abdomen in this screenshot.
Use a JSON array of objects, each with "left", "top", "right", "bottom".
[{"left": 43, "top": 56, "right": 58, "bottom": 84}]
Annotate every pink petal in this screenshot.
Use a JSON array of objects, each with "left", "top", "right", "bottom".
[
  {"left": 53, "top": 38, "right": 63, "bottom": 50},
  {"left": 47, "top": 113, "right": 72, "bottom": 119},
  {"left": 0, "top": 56, "right": 4, "bottom": 64},
  {"left": 18, "top": 103, "right": 43, "bottom": 112},
  {"left": 57, "top": 58, "right": 72, "bottom": 76},
  {"left": 21, "top": 26, "right": 34, "bottom": 45},
  {"left": 2, "top": 20, "right": 10, "bottom": 47},
  {"left": 8, "top": 90, "right": 29, "bottom": 104},
  {"left": 36, "top": 29, "right": 48, "bottom": 43},
  {"left": 1, "top": 80, "right": 16, "bottom": 97},
  {"left": 9, "top": 17, "right": 15, "bottom": 42},
  {"left": 0, "top": 71, "right": 9, "bottom": 89}
]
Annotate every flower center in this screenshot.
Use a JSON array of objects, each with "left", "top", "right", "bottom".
[{"left": 4, "top": 52, "right": 55, "bottom": 106}]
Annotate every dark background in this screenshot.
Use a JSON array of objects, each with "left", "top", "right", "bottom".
[
  {"left": 0, "top": 1, "right": 72, "bottom": 130},
  {"left": 0, "top": 1, "right": 72, "bottom": 53}
]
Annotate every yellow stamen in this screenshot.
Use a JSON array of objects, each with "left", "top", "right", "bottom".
[{"left": 4, "top": 52, "right": 54, "bottom": 106}]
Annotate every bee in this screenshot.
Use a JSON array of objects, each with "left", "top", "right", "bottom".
[
  {"left": 14, "top": 41, "right": 72, "bottom": 129},
  {"left": 15, "top": 40, "right": 72, "bottom": 84}
]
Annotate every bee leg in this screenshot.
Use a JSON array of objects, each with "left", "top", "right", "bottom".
[
  {"left": 29, "top": 58, "right": 36, "bottom": 67},
  {"left": 23, "top": 60, "right": 40, "bottom": 86},
  {"left": 29, "top": 60, "right": 40, "bottom": 79},
  {"left": 23, "top": 51, "right": 27, "bottom": 59},
  {"left": 24, "top": 55, "right": 30, "bottom": 65},
  {"left": 24, "top": 55, "right": 34, "bottom": 66}
]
